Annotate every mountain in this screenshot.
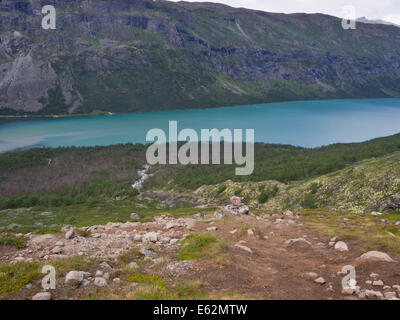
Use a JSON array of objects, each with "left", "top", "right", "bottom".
[
  {"left": 357, "top": 16, "right": 400, "bottom": 27},
  {"left": 1, "top": 0, "right": 400, "bottom": 115}
]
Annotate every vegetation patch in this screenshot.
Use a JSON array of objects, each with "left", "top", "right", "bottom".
[
  {"left": 178, "top": 233, "right": 227, "bottom": 263},
  {"left": 0, "top": 233, "right": 27, "bottom": 249}
]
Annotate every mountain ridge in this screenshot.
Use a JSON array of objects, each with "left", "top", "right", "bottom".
[{"left": 1, "top": 0, "right": 400, "bottom": 115}]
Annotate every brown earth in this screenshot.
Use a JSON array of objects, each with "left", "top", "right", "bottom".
[{"left": 1, "top": 212, "right": 399, "bottom": 300}]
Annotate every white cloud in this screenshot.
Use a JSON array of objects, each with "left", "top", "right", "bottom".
[{"left": 169, "top": 0, "right": 400, "bottom": 21}]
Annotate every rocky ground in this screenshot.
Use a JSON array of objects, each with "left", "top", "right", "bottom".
[{"left": 1, "top": 200, "right": 399, "bottom": 300}]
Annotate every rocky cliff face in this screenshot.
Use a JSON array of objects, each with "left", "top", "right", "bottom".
[{"left": 1, "top": 0, "right": 400, "bottom": 115}]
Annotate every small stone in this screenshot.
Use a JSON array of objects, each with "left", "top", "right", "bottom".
[
  {"left": 314, "top": 277, "right": 326, "bottom": 285},
  {"left": 142, "top": 232, "right": 159, "bottom": 243},
  {"left": 65, "top": 229, "right": 75, "bottom": 240},
  {"left": 372, "top": 280, "right": 384, "bottom": 287},
  {"left": 100, "top": 262, "right": 113, "bottom": 270},
  {"left": 334, "top": 241, "right": 349, "bottom": 252},
  {"left": 113, "top": 278, "right": 121, "bottom": 284},
  {"left": 230, "top": 229, "right": 238, "bottom": 234},
  {"left": 359, "top": 251, "right": 395, "bottom": 263},
  {"left": 95, "top": 270, "right": 103, "bottom": 277},
  {"left": 32, "top": 292, "right": 51, "bottom": 300},
  {"left": 126, "top": 262, "right": 139, "bottom": 270},
  {"left": 247, "top": 229, "right": 254, "bottom": 236},
  {"left": 51, "top": 246, "right": 62, "bottom": 254},
  {"left": 283, "top": 210, "right": 294, "bottom": 216},
  {"left": 342, "top": 287, "right": 355, "bottom": 295},
  {"left": 393, "top": 285, "right": 400, "bottom": 292},
  {"left": 103, "top": 272, "right": 110, "bottom": 280},
  {"left": 383, "top": 285, "right": 391, "bottom": 290},
  {"left": 384, "top": 292, "right": 397, "bottom": 299},
  {"left": 365, "top": 289, "right": 383, "bottom": 299},
  {"left": 94, "top": 277, "right": 107, "bottom": 287},
  {"left": 304, "top": 272, "right": 319, "bottom": 280},
  {"left": 130, "top": 213, "right": 141, "bottom": 220},
  {"left": 169, "top": 239, "right": 179, "bottom": 245},
  {"left": 206, "top": 227, "right": 218, "bottom": 232},
  {"left": 152, "top": 257, "right": 165, "bottom": 265},
  {"left": 25, "top": 283, "right": 33, "bottom": 289},
  {"left": 65, "top": 271, "right": 83, "bottom": 286},
  {"left": 81, "top": 279, "right": 90, "bottom": 287},
  {"left": 366, "top": 280, "right": 372, "bottom": 285},
  {"left": 55, "top": 241, "right": 64, "bottom": 246},
  {"left": 370, "top": 272, "right": 379, "bottom": 278},
  {"left": 234, "top": 244, "right": 253, "bottom": 254},
  {"left": 371, "top": 211, "right": 383, "bottom": 216},
  {"left": 140, "top": 246, "right": 157, "bottom": 258}
]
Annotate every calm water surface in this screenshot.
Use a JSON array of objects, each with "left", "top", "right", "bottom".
[{"left": 1, "top": 98, "right": 400, "bottom": 152}]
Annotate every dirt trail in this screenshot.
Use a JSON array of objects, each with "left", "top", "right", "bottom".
[{"left": 173, "top": 214, "right": 400, "bottom": 300}]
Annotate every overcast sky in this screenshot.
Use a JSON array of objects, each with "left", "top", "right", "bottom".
[{"left": 169, "top": 0, "right": 400, "bottom": 25}]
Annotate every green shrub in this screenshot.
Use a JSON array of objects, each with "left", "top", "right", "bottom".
[
  {"left": 216, "top": 184, "right": 227, "bottom": 195},
  {"left": 302, "top": 194, "right": 318, "bottom": 209},
  {"left": 0, "top": 234, "right": 27, "bottom": 249}
]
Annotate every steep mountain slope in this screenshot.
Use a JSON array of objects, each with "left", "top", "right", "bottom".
[{"left": 1, "top": 0, "right": 400, "bottom": 115}]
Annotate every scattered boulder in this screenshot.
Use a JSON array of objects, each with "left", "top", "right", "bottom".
[
  {"left": 314, "top": 277, "right": 326, "bottom": 285},
  {"left": 113, "top": 278, "right": 121, "bottom": 284},
  {"left": 65, "top": 229, "right": 75, "bottom": 240},
  {"left": 126, "top": 262, "right": 139, "bottom": 270},
  {"left": 365, "top": 289, "right": 383, "bottom": 299},
  {"left": 142, "top": 232, "right": 159, "bottom": 243},
  {"left": 192, "top": 213, "right": 204, "bottom": 220},
  {"left": 130, "top": 213, "right": 141, "bottom": 220},
  {"left": 65, "top": 271, "right": 84, "bottom": 286},
  {"left": 358, "top": 251, "right": 396, "bottom": 263},
  {"left": 283, "top": 210, "right": 294, "bottom": 216},
  {"left": 51, "top": 246, "right": 62, "bottom": 254},
  {"left": 304, "top": 272, "right": 319, "bottom": 280},
  {"left": 285, "top": 238, "right": 311, "bottom": 248},
  {"left": 140, "top": 246, "right": 157, "bottom": 258},
  {"left": 384, "top": 292, "right": 397, "bottom": 299},
  {"left": 234, "top": 244, "right": 253, "bottom": 254},
  {"left": 94, "top": 277, "right": 107, "bottom": 287},
  {"left": 32, "top": 292, "right": 51, "bottom": 300},
  {"left": 334, "top": 241, "right": 349, "bottom": 252},
  {"left": 372, "top": 280, "right": 384, "bottom": 287},
  {"left": 342, "top": 287, "right": 355, "bottom": 295},
  {"left": 221, "top": 198, "right": 249, "bottom": 217},
  {"left": 100, "top": 262, "right": 113, "bottom": 270}
]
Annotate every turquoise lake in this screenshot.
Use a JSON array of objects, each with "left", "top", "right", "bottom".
[{"left": 1, "top": 98, "right": 400, "bottom": 152}]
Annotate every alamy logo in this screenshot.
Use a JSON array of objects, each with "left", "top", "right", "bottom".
[
  {"left": 41, "top": 265, "right": 56, "bottom": 290},
  {"left": 42, "top": 5, "right": 56, "bottom": 30},
  {"left": 146, "top": 121, "right": 255, "bottom": 175},
  {"left": 341, "top": 5, "right": 356, "bottom": 30}
]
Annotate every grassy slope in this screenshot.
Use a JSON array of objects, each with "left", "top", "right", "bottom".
[{"left": 194, "top": 151, "right": 400, "bottom": 213}]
